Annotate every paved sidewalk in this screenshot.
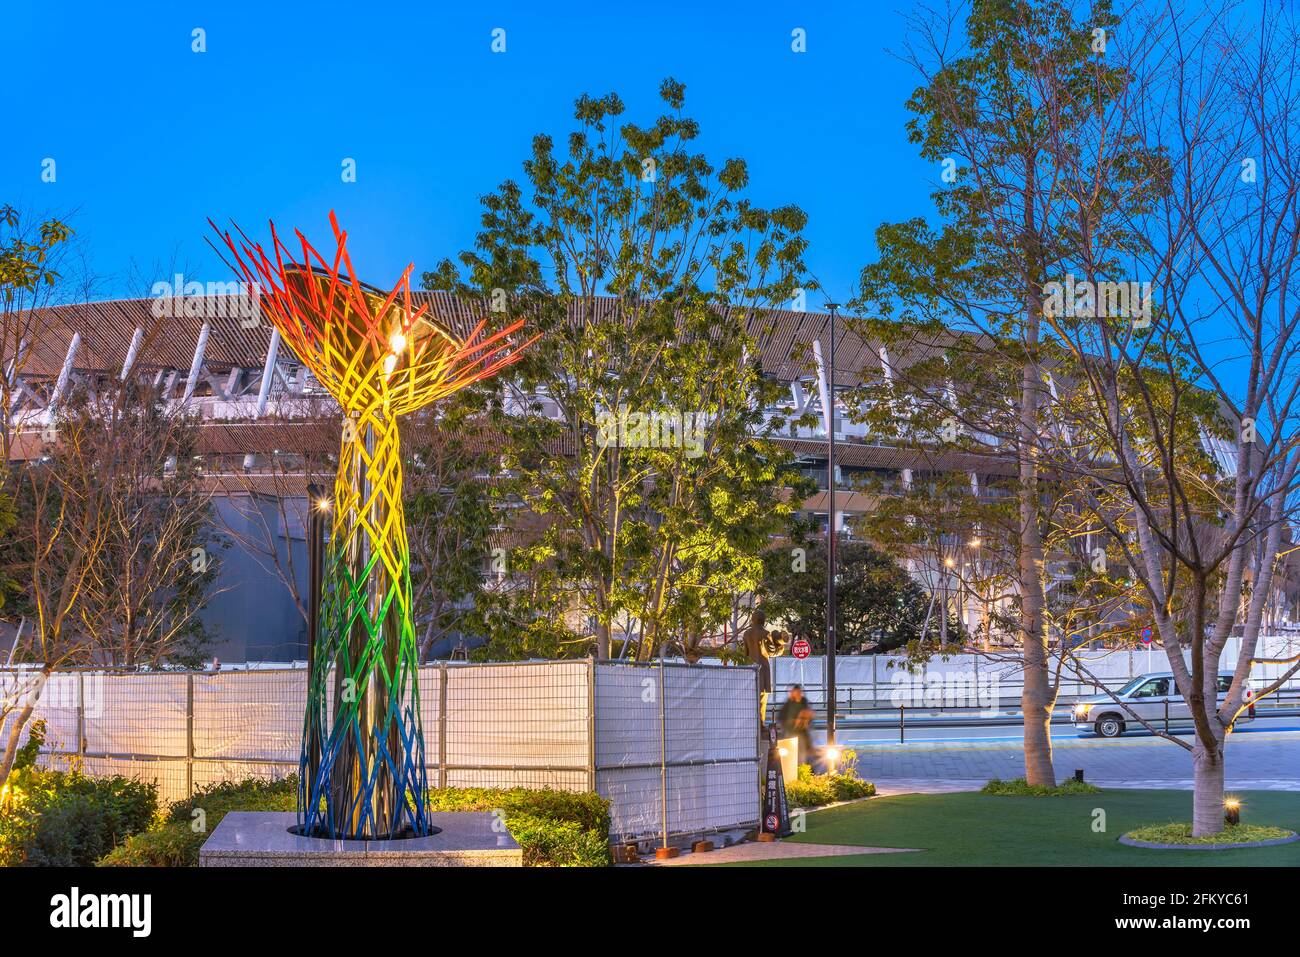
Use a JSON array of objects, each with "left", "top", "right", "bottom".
[
  {"left": 872, "top": 780, "right": 984, "bottom": 795},
  {"left": 850, "top": 729, "right": 1300, "bottom": 788},
  {"left": 652, "top": 841, "right": 919, "bottom": 865}
]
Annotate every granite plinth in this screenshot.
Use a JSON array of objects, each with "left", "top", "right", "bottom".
[{"left": 199, "top": 812, "right": 523, "bottom": 867}]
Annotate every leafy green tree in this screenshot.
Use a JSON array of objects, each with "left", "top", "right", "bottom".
[
  {"left": 402, "top": 393, "right": 502, "bottom": 660},
  {"left": 468, "top": 609, "right": 579, "bottom": 663},
  {"left": 426, "top": 79, "right": 814, "bottom": 659},
  {"left": 1028, "top": 0, "right": 1300, "bottom": 833},
  {"left": 847, "top": 469, "right": 1015, "bottom": 648},
  {"left": 1, "top": 205, "right": 73, "bottom": 610},
  {"left": 850, "top": 0, "right": 1147, "bottom": 785},
  {"left": 761, "top": 539, "right": 962, "bottom": 653}
]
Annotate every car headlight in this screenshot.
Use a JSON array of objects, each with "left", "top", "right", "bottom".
[{"left": 1073, "top": 704, "right": 1091, "bottom": 719}]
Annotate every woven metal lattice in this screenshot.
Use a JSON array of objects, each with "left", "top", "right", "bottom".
[{"left": 212, "top": 212, "right": 532, "bottom": 838}]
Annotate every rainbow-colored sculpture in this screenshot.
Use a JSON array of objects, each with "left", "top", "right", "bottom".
[{"left": 213, "top": 213, "right": 530, "bottom": 838}]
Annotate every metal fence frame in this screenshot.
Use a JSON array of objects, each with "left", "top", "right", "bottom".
[{"left": 593, "top": 658, "right": 762, "bottom": 845}]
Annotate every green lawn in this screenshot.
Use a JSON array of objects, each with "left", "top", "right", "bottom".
[{"left": 735, "top": 789, "right": 1300, "bottom": 866}]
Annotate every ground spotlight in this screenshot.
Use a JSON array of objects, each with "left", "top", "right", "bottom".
[
  {"left": 825, "top": 744, "right": 842, "bottom": 771},
  {"left": 1224, "top": 797, "right": 1241, "bottom": 826}
]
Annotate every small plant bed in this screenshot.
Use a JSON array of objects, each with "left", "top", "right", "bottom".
[
  {"left": 0, "top": 721, "right": 159, "bottom": 866},
  {"left": 1120, "top": 822, "right": 1298, "bottom": 850},
  {"left": 101, "top": 778, "right": 612, "bottom": 866},
  {"left": 1, "top": 769, "right": 158, "bottom": 866},
  {"left": 785, "top": 757, "right": 876, "bottom": 809},
  {"left": 982, "top": 777, "right": 1101, "bottom": 797},
  {"left": 425, "top": 787, "right": 611, "bottom": 866},
  {"left": 101, "top": 775, "right": 297, "bottom": 867}
]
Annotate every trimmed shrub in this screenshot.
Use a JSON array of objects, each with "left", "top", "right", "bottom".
[
  {"left": 0, "top": 769, "right": 157, "bottom": 866},
  {"left": 982, "top": 777, "right": 1101, "bottom": 797},
  {"left": 1125, "top": 822, "right": 1293, "bottom": 846},
  {"left": 97, "top": 820, "right": 204, "bottom": 867},
  {"left": 426, "top": 786, "right": 609, "bottom": 834},
  {"left": 101, "top": 774, "right": 296, "bottom": 868},
  {"left": 103, "top": 777, "right": 610, "bottom": 867},
  {"left": 505, "top": 814, "right": 611, "bottom": 867},
  {"left": 25, "top": 792, "right": 116, "bottom": 866},
  {"left": 425, "top": 787, "right": 611, "bottom": 866},
  {"left": 785, "top": 763, "right": 876, "bottom": 809},
  {"left": 165, "top": 775, "right": 298, "bottom": 825},
  {"left": 66, "top": 775, "right": 157, "bottom": 837}
]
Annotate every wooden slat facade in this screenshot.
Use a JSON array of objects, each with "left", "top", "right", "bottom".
[{"left": 6, "top": 294, "right": 1017, "bottom": 482}]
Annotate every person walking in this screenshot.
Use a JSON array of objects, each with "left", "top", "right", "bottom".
[{"left": 777, "top": 684, "right": 817, "bottom": 770}]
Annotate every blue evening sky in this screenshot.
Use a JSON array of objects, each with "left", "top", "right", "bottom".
[{"left": 4, "top": 1, "right": 931, "bottom": 306}]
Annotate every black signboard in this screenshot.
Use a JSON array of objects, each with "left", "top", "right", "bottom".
[{"left": 761, "top": 723, "right": 792, "bottom": 837}]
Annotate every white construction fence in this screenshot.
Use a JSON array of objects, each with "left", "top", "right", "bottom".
[{"left": 0, "top": 660, "right": 761, "bottom": 843}]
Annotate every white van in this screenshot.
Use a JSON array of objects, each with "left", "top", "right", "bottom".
[{"left": 1072, "top": 672, "right": 1255, "bottom": 737}]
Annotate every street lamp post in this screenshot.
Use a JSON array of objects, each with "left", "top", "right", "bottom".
[
  {"left": 967, "top": 535, "right": 984, "bottom": 645},
  {"left": 941, "top": 556, "right": 953, "bottom": 647},
  {"left": 304, "top": 482, "right": 327, "bottom": 792},
  {"left": 825, "top": 302, "right": 839, "bottom": 753}
]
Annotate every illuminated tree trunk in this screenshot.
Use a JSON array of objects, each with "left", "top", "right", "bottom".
[
  {"left": 1192, "top": 732, "right": 1226, "bottom": 837},
  {"left": 0, "top": 670, "right": 48, "bottom": 789},
  {"left": 0, "top": 702, "right": 37, "bottom": 786}
]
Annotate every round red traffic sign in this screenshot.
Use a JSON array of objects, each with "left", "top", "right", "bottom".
[{"left": 792, "top": 638, "right": 812, "bottom": 659}]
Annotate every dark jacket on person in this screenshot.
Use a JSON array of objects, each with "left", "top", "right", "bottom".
[{"left": 777, "top": 697, "right": 806, "bottom": 737}]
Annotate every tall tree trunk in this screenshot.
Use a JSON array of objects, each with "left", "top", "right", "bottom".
[
  {"left": 1021, "top": 659, "right": 1055, "bottom": 786},
  {"left": 1018, "top": 169, "right": 1055, "bottom": 787},
  {"left": 0, "top": 669, "right": 49, "bottom": 787},
  {"left": 637, "top": 538, "right": 677, "bottom": 661},
  {"left": 1191, "top": 730, "right": 1226, "bottom": 837},
  {"left": 1019, "top": 481, "right": 1054, "bottom": 786},
  {"left": 0, "top": 702, "right": 37, "bottom": 788}
]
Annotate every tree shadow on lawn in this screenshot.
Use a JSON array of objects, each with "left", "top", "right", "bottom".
[{"left": 729, "top": 790, "right": 1300, "bottom": 866}]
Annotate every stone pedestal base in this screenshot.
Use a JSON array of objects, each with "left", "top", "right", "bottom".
[{"left": 199, "top": 812, "right": 523, "bottom": 867}]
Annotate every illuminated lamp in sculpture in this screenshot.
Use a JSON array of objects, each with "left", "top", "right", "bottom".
[{"left": 212, "top": 212, "right": 532, "bottom": 839}]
